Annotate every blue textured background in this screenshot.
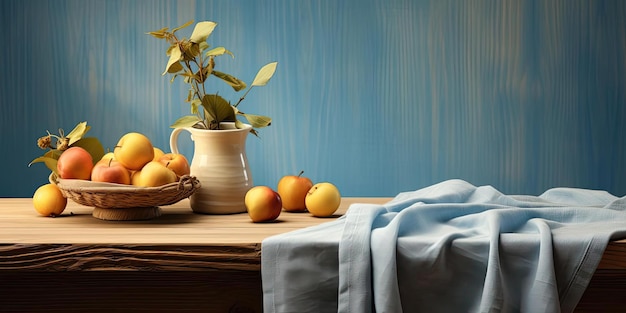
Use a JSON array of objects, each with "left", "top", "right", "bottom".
[{"left": 2, "top": 0, "right": 625, "bottom": 198}]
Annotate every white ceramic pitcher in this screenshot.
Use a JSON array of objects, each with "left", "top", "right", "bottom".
[{"left": 170, "top": 122, "right": 253, "bottom": 214}]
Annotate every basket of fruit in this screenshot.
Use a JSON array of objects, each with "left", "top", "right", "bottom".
[
  {"left": 52, "top": 174, "right": 200, "bottom": 221},
  {"left": 31, "top": 122, "right": 200, "bottom": 221}
]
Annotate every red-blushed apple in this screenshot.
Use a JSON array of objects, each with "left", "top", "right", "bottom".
[
  {"left": 305, "top": 182, "right": 341, "bottom": 217},
  {"left": 245, "top": 186, "right": 282, "bottom": 222},
  {"left": 91, "top": 159, "right": 131, "bottom": 185},
  {"left": 277, "top": 171, "right": 313, "bottom": 212},
  {"left": 159, "top": 153, "right": 190, "bottom": 179},
  {"left": 56, "top": 146, "right": 94, "bottom": 180},
  {"left": 114, "top": 132, "right": 154, "bottom": 171},
  {"left": 131, "top": 161, "right": 177, "bottom": 187}
]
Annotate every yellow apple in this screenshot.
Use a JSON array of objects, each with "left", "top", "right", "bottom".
[
  {"left": 158, "top": 153, "right": 190, "bottom": 178},
  {"left": 100, "top": 152, "right": 115, "bottom": 162},
  {"left": 91, "top": 159, "right": 131, "bottom": 185},
  {"left": 56, "top": 146, "right": 94, "bottom": 180},
  {"left": 245, "top": 186, "right": 282, "bottom": 223},
  {"left": 131, "top": 161, "right": 177, "bottom": 187},
  {"left": 277, "top": 171, "right": 313, "bottom": 212},
  {"left": 305, "top": 182, "right": 341, "bottom": 217},
  {"left": 114, "top": 132, "right": 154, "bottom": 171},
  {"left": 32, "top": 183, "right": 67, "bottom": 217},
  {"left": 152, "top": 147, "right": 165, "bottom": 161}
]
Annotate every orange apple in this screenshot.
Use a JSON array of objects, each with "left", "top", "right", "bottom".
[
  {"left": 158, "top": 153, "right": 190, "bottom": 178},
  {"left": 113, "top": 132, "right": 154, "bottom": 171},
  {"left": 91, "top": 159, "right": 131, "bottom": 184},
  {"left": 245, "top": 186, "right": 282, "bottom": 222},
  {"left": 56, "top": 146, "right": 94, "bottom": 180},
  {"left": 131, "top": 161, "right": 177, "bottom": 187},
  {"left": 32, "top": 183, "right": 67, "bottom": 217},
  {"left": 305, "top": 182, "right": 341, "bottom": 217},
  {"left": 277, "top": 171, "right": 313, "bottom": 212}
]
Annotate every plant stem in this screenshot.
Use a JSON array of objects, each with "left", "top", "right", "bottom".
[{"left": 233, "top": 87, "right": 254, "bottom": 108}]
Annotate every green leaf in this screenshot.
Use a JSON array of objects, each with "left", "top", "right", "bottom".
[
  {"left": 72, "top": 137, "right": 105, "bottom": 165},
  {"left": 202, "top": 94, "right": 235, "bottom": 123},
  {"left": 186, "top": 89, "right": 193, "bottom": 102},
  {"left": 170, "top": 115, "right": 202, "bottom": 128},
  {"left": 205, "top": 47, "right": 234, "bottom": 58},
  {"left": 185, "top": 43, "right": 202, "bottom": 59},
  {"left": 65, "top": 121, "right": 90, "bottom": 146},
  {"left": 167, "top": 61, "right": 183, "bottom": 74},
  {"left": 235, "top": 119, "right": 246, "bottom": 129},
  {"left": 166, "top": 44, "right": 176, "bottom": 56},
  {"left": 241, "top": 113, "right": 272, "bottom": 128},
  {"left": 163, "top": 45, "right": 182, "bottom": 75},
  {"left": 29, "top": 149, "right": 62, "bottom": 173},
  {"left": 189, "top": 21, "right": 217, "bottom": 43},
  {"left": 190, "top": 98, "right": 202, "bottom": 114},
  {"left": 29, "top": 156, "right": 58, "bottom": 173},
  {"left": 212, "top": 70, "right": 247, "bottom": 91},
  {"left": 171, "top": 20, "right": 194, "bottom": 34},
  {"left": 147, "top": 27, "right": 169, "bottom": 39},
  {"left": 251, "top": 62, "right": 278, "bottom": 86}
]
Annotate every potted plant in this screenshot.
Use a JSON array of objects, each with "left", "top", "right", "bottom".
[
  {"left": 148, "top": 20, "right": 278, "bottom": 214},
  {"left": 148, "top": 20, "right": 277, "bottom": 134}
]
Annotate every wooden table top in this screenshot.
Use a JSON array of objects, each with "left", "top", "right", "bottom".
[
  {"left": 0, "top": 198, "right": 391, "bottom": 245},
  {"left": 0, "top": 197, "right": 391, "bottom": 272},
  {"left": 1, "top": 197, "right": 625, "bottom": 271}
]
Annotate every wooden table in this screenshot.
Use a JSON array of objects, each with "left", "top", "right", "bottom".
[{"left": 1, "top": 198, "right": 625, "bottom": 312}]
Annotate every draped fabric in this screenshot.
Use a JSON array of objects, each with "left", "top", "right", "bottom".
[{"left": 262, "top": 179, "right": 626, "bottom": 312}]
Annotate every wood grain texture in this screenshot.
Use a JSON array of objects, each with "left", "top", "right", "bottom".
[
  {"left": 2, "top": 0, "right": 626, "bottom": 199},
  {"left": 0, "top": 244, "right": 261, "bottom": 272}
]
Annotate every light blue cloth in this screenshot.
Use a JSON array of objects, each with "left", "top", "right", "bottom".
[{"left": 262, "top": 179, "right": 626, "bottom": 313}]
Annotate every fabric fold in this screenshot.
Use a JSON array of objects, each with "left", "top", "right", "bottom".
[{"left": 262, "top": 179, "right": 626, "bottom": 313}]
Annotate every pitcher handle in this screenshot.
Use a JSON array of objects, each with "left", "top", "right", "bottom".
[{"left": 169, "top": 127, "right": 190, "bottom": 155}]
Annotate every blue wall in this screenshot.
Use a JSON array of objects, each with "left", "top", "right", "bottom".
[{"left": 2, "top": 0, "right": 625, "bottom": 198}]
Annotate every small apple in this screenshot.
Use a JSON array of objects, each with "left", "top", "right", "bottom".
[
  {"left": 91, "top": 159, "right": 131, "bottom": 185},
  {"left": 277, "top": 171, "right": 313, "bottom": 212},
  {"left": 305, "top": 182, "right": 341, "bottom": 217},
  {"left": 114, "top": 132, "right": 154, "bottom": 171},
  {"left": 57, "top": 146, "right": 94, "bottom": 180},
  {"left": 152, "top": 147, "right": 165, "bottom": 161},
  {"left": 245, "top": 186, "right": 282, "bottom": 223},
  {"left": 131, "top": 161, "right": 177, "bottom": 187},
  {"left": 100, "top": 152, "right": 115, "bottom": 162},
  {"left": 32, "top": 183, "right": 67, "bottom": 217},
  {"left": 159, "top": 153, "right": 190, "bottom": 178}
]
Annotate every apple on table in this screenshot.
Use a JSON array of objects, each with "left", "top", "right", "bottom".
[
  {"left": 277, "top": 171, "right": 313, "bottom": 212},
  {"left": 305, "top": 182, "right": 341, "bottom": 217},
  {"left": 245, "top": 186, "right": 282, "bottom": 223}
]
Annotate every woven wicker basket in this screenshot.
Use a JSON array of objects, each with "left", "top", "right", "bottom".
[{"left": 52, "top": 174, "right": 201, "bottom": 220}]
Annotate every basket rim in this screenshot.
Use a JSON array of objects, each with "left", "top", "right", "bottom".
[
  {"left": 53, "top": 175, "right": 201, "bottom": 209},
  {"left": 54, "top": 175, "right": 200, "bottom": 194}
]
